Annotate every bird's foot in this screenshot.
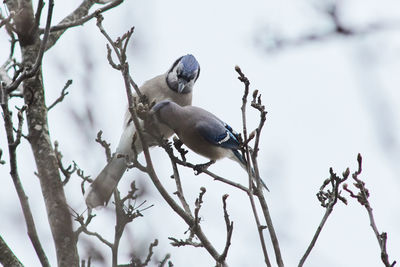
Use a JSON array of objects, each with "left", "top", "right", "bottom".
[
  {"left": 194, "top": 160, "right": 215, "bottom": 175},
  {"left": 173, "top": 137, "right": 188, "bottom": 161},
  {"left": 161, "top": 138, "right": 173, "bottom": 152}
]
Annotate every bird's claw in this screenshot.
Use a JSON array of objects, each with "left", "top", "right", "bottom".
[{"left": 173, "top": 137, "right": 188, "bottom": 161}]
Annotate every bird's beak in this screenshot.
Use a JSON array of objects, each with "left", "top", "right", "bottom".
[{"left": 178, "top": 79, "right": 188, "bottom": 93}]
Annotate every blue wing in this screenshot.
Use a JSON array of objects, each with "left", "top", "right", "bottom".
[
  {"left": 196, "top": 120, "right": 241, "bottom": 150},
  {"left": 196, "top": 118, "right": 270, "bottom": 191}
]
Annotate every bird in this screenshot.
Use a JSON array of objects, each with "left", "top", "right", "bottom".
[
  {"left": 85, "top": 54, "right": 200, "bottom": 208},
  {"left": 151, "top": 100, "right": 269, "bottom": 190}
]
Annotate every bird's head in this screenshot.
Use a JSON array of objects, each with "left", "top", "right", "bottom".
[{"left": 167, "top": 54, "right": 200, "bottom": 94}]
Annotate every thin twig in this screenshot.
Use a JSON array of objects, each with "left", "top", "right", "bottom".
[
  {"left": 112, "top": 190, "right": 124, "bottom": 266},
  {"left": 44, "top": 0, "right": 125, "bottom": 50},
  {"left": 96, "top": 15, "right": 143, "bottom": 99},
  {"left": 73, "top": 210, "right": 94, "bottom": 236},
  {"left": 159, "top": 138, "right": 249, "bottom": 193},
  {"left": 248, "top": 89, "right": 284, "bottom": 265},
  {"left": 218, "top": 194, "right": 234, "bottom": 264},
  {"left": 343, "top": 154, "right": 396, "bottom": 267},
  {"left": 75, "top": 164, "right": 93, "bottom": 195},
  {"left": 6, "top": 0, "right": 54, "bottom": 93},
  {"left": 81, "top": 257, "right": 92, "bottom": 267},
  {"left": 260, "top": 2, "right": 400, "bottom": 52},
  {"left": 248, "top": 188, "right": 271, "bottom": 267},
  {"left": 131, "top": 239, "right": 158, "bottom": 267},
  {"left": 0, "top": 98, "right": 50, "bottom": 267},
  {"left": 168, "top": 237, "right": 203, "bottom": 248},
  {"left": 298, "top": 166, "right": 350, "bottom": 266},
  {"left": 95, "top": 130, "right": 112, "bottom": 162},
  {"left": 82, "top": 227, "right": 113, "bottom": 248},
  {"left": 236, "top": 65, "right": 272, "bottom": 267},
  {"left": 0, "top": 149, "right": 5, "bottom": 165},
  {"left": 73, "top": 209, "right": 112, "bottom": 248},
  {"left": 170, "top": 157, "right": 192, "bottom": 214},
  {"left": 34, "top": 0, "right": 45, "bottom": 29},
  {"left": 112, "top": 184, "right": 151, "bottom": 266},
  {"left": 111, "top": 161, "right": 149, "bottom": 266},
  {"left": 11, "top": 105, "right": 27, "bottom": 148},
  {"left": 54, "top": 141, "right": 78, "bottom": 185},
  {"left": 158, "top": 254, "right": 172, "bottom": 267},
  {"left": 45, "top": 0, "right": 94, "bottom": 49},
  {"left": 194, "top": 187, "right": 206, "bottom": 230},
  {"left": 40, "top": 0, "right": 124, "bottom": 34},
  {"left": 0, "top": 11, "right": 15, "bottom": 29},
  {"left": 0, "top": 57, "right": 23, "bottom": 93},
  {"left": 47, "top": 79, "right": 72, "bottom": 110}
]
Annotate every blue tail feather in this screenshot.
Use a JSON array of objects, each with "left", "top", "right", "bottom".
[{"left": 232, "top": 149, "right": 269, "bottom": 191}]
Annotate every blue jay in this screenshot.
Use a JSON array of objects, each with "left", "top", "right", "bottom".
[
  {"left": 152, "top": 100, "right": 268, "bottom": 190},
  {"left": 86, "top": 55, "right": 200, "bottom": 208}
]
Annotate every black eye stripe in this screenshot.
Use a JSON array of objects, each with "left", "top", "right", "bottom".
[{"left": 177, "top": 74, "right": 191, "bottom": 82}]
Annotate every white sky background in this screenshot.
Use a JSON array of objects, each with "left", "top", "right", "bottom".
[{"left": 0, "top": 0, "right": 400, "bottom": 266}]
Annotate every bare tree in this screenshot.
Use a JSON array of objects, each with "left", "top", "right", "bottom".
[{"left": 0, "top": 1, "right": 397, "bottom": 267}]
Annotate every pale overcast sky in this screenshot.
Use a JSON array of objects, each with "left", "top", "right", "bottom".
[{"left": 1, "top": 0, "right": 399, "bottom": 266}]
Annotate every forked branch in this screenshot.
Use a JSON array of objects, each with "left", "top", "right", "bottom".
[{"left": 343, "top": 154, "right": 396, "bottom": 267}]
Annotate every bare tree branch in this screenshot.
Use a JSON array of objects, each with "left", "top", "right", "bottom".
[
  {"left": 78, "top": 167, "right": 152, "bottom": 267},
  {"left": 170, "top": 153, "right": 192, "bottom": 214},
  {"left": 193, "top": 187, "right": 206, "bottom": 231},
  {"left": 81, "top": 257, "right": 92, "bottom": 267},
  {"left": 0, "top": 33, "right": 23, "bottom": 93},
  {"left": 247, "top": 88, "right": 284, "bottom": 267},
  {"left": 5, "top": 0, "right": 54, "bottom": 93},
  {"left": 128, "top": 239, "right": 159, "bottom": 267},
  {"left": 0, "top": 96, "right": 50, "bottom": 267},
  {"left": 73, "top": 210, "right": 117, "bottom": 251},
  {"left": 34, "top": 0, "right": 45, "bottom": 30},
  {"left": 0, "top": 11, "right": 15, "bottom": 29},
  {"left": 47, "top": 79, "right": 72, "bottom": 110},
  {"left": 95, "top": 16, "right": 228, "bottom": 266},
  {"left": 44, "top": 0, "right": 124, "bottom": 50},
  {"left": 142, "top": 239, "right": 158, "bottom": 266},
  {"left": 160, "top": 138, "right": 250, "bottom": 193},
  {"left": 259, "top": 2, "right": 400, "bottom": 52},
  {"left": 344, "top": 154, "right": 397, "bottom": 267},
  {"left": 54, "top": 141, "right": 77, "bottom": 185},
  {"left": 0, "top": 235, "right": 24, "bottom": 267},
  {"left": 112, "top": 187, "right": 146, "bottom": 267},
  {"left": 4, "top": 0, "right": 79, "bottom": 264},
  {"left": 95, "top": 130, "right": 112, "bottom": 162},
  {"left": 78, "top": 225, "right": 113, "bottom": 248},
  {"left": 168, "top": 237, "right": 203, "bottom": 248},
  {"left": 236, "top": 65, "right": 274, "bottom": 267},
  {"left": 158, "top": 254, "right": 172, "bottom": 267},
  {"left": 218, "top": 194, "right": 233, "bottom": 263},
  {"left": 42, "top": 0, "right": 123, "bottom": 34},
  {"left": 75, "top": 164, "right": 93, "bottom": 195},
  {"left": 298, "top": 165, "right": 350, "bottom": 266},
  {"left": 0, "top": 148, "right": 5, "bottom": 165}
]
